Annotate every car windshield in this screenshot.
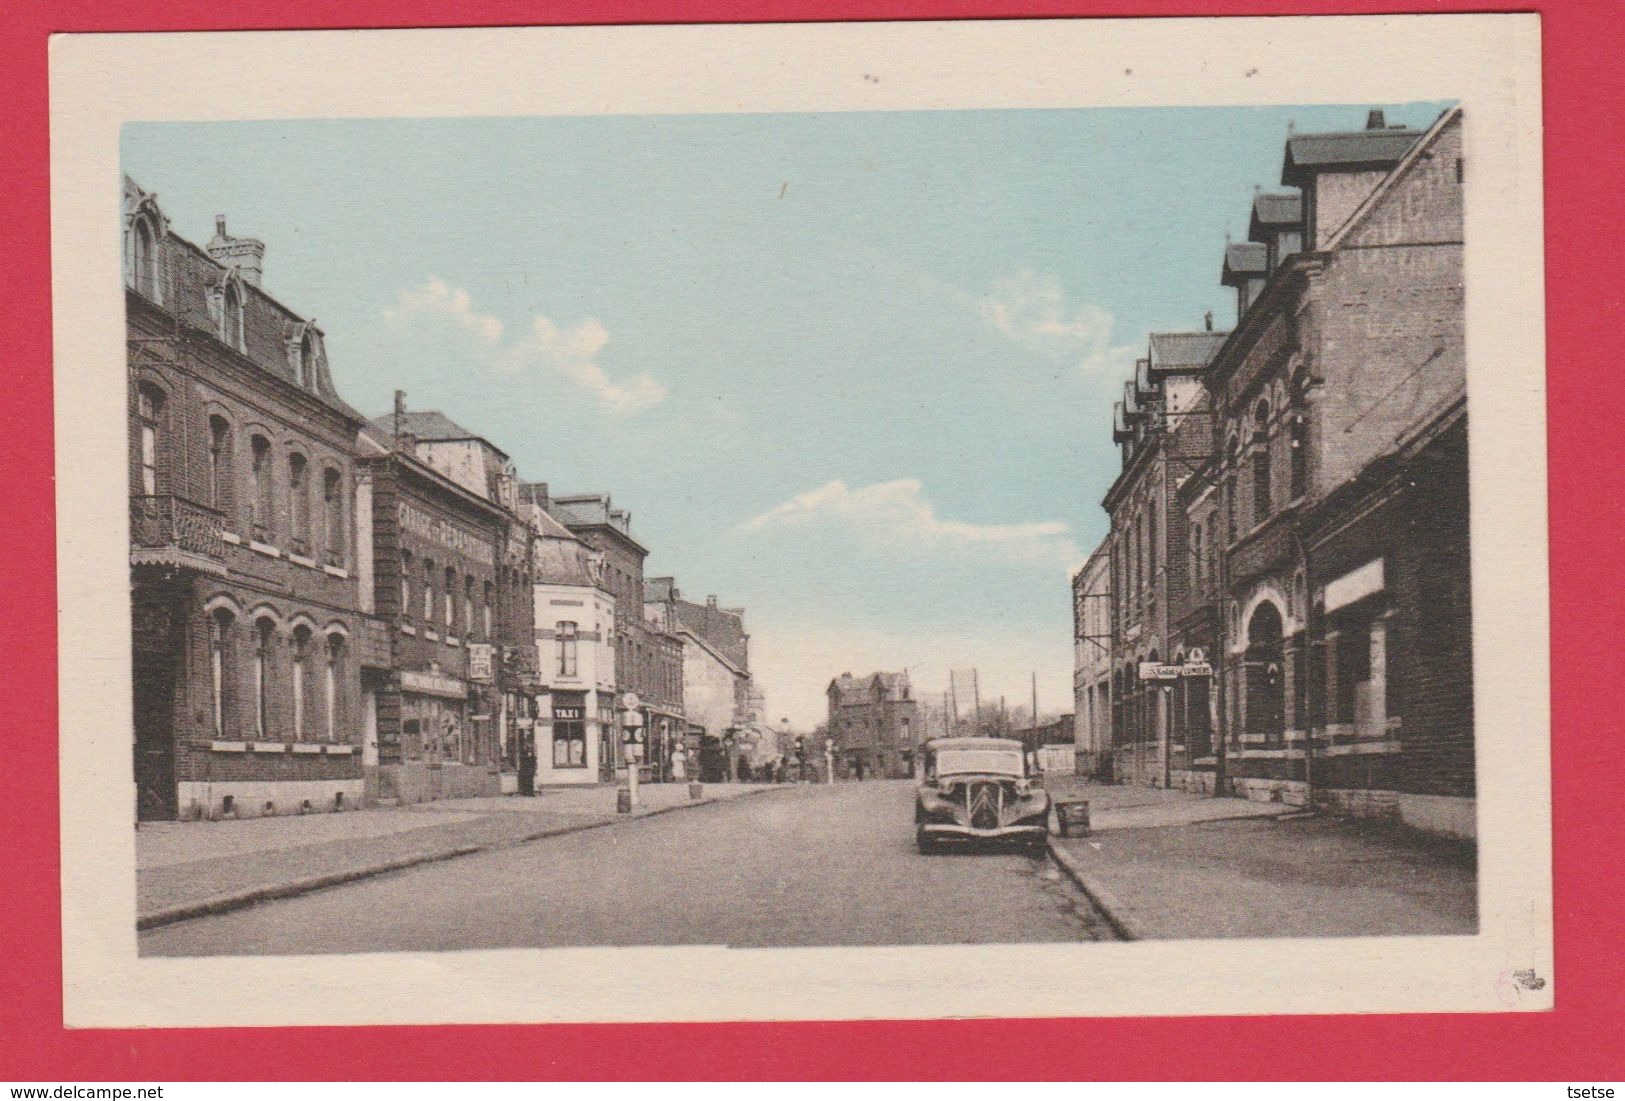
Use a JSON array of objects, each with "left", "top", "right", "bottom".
[{"left": 934, "top": 748, "right": 1024, "bottom": 777}]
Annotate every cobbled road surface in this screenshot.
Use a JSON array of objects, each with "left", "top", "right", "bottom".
[{"left": 140, "top": 779, "right": 1110, "bottom": 954}]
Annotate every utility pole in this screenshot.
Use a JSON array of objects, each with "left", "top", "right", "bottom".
[{"left": 1031, "top": 670, "right": 1039, "bottom": 729}]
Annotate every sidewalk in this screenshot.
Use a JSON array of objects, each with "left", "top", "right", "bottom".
[
  {"left": 1044, "top": 781, "right": 1476, "bottom": 940},
  {"left": 137, "top": 781, "right": 780, "bottom": 928}
]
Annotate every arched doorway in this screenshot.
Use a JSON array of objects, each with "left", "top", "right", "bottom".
[{"left": 1245, "top": 602, "right": 1285, "bottom": 745}]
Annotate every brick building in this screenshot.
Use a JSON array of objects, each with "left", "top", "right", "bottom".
[
  {"left": 646, "top": 579, "right": 767, "bottom": 780},
  {"left": 522, "top": 483, "right": 619, "bottom": 785},
  {"left": 1155, "top": 107, "right": 1472, "bottom": 839},
  {"left": 1071, "top": 538, "right": 1112, "bottom": 778},
  {"left": 357, "top": 403, "right": 524, "bottom": 803},
  {"left": 125, "top": 180, "right": 367, "bottom": 820},
  {"left": 1103, "top": 327, "right": 1227, "bottom": 787},
  {"left": 826, "top": 671, "right": 919, "bottom": 779},
  {"left": 551, "top": 494, "right": 684, "bottom": 782}
]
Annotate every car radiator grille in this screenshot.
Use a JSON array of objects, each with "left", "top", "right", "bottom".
[{"left": 967, "top": 781, "right": 1003, "bottom": 830}]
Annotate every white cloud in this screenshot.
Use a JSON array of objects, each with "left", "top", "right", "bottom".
[
  {"left": 976, "top": 270, "right": 1138, "bottom": 378},
  {"left": 738, "top": 478, "right": 1081, "bottom": 569},
  {"left": 384, "top": 279, "right": 669, "bottom": 416}
]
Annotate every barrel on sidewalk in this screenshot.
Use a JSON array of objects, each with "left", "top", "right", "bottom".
[{"left": 1055, "top": 799, "right": 1091, "bottom": 837}]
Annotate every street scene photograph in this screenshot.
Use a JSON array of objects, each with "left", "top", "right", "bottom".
[{"left": 119, "top": 92, "right": 1478, "bottom": 960}]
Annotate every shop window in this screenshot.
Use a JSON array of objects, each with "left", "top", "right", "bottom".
[
  {"left": 553, "top": 705, "right": 587, "bottom": 767},
  {"left": 557, "top": 621, "right": 579, "bottom": 677},
  {"left": 208, "top": 416, "right": 232, "bottom": 517},
  {"left": 1332, "top": 623, "right": 1375, "bottom": 726}
]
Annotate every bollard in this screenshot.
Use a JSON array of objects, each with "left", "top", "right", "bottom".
[
  {"left": 1057, "top": 799, "right": 1091, "bottom": 837},
  {"left": 688, "top": 780, "right": 704, "bottom": 801},
  {"left": 616, "top": 786, "right": 632, "bottom": 814}
]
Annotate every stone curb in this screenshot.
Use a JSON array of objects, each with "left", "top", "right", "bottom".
[
  {"left": 137, "top": 786, "right": 780, "bottom": 931},
  {"left": 1044, "top": 835, "right": 1149, "bottom": 942}
]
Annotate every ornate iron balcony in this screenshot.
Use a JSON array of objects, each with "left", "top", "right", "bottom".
[{"left": 130, "top": 494, "right": 227, "bottom": 574}]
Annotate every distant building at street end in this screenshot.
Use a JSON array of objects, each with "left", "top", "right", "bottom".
[
  {"left": 826, "top": 671, "right": 919, "bottom": 779},
  {"left": 645, "top": 578, "right": 765, "bottom": 781},
  {"left": 1072, "top": 538, "right": 1112, "bottom": 779}
]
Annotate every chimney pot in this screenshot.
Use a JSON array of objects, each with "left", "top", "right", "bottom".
[
  {"left": 1366, "top": 109, "right": 1386, "bottom": 130},
  {"left": 1204, "top": 311, "right": 1214, "bottom": 331},
  {"left": 215, "top": 215, "right": 227, "bottom": 236}
]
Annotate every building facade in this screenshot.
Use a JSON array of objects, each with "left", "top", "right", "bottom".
[
  {"left": 1092, "top": 108, "right": 1473, "bottom": 841},
  {"left": 126, "top": 180, "right": 367, "bottom": 820},
  {"left": 523, "top": 485, "right": 618, "bottom": 786},
  {"left": 1104, "top": 328, "right": 1228, "bottom": 787},
  {"left": 1071, "top": 539, "right": 1113, "bottom": 778},
  {"left": 826, "top": 672, "right": 919, "bottom": 779},
  {"left": 552, "top": 495, "right": 685, "bottom": 781},
  {"left": 356, "top": 407, "right": 517, "bottom": 804}
]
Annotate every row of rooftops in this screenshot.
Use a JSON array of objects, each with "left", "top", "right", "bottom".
[
  {"left": 1108, "top": 108, "right": 1436, "bottom": 481},
  {"left": 828, "top": 671, "right": 913, "bottom": 706}
]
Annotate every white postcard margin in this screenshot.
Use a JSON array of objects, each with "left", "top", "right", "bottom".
[{"left": 49, "top": 13, "right": 1550, "bottom": 1027}]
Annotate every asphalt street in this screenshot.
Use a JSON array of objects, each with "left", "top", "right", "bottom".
[{"left": 140, "top": 779, "right": 1110, "bottom": 955}]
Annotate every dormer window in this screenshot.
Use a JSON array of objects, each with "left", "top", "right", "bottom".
[
  {"left": 128, "top": 216, "right": 160, "bottom": 301},
  {"left": 221, "top": 280, "right": 245, "bottom": 352}
]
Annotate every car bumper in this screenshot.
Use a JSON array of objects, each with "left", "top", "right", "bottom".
[{"left": 920, "top": 822, "right": 1047, "bottom": 840}]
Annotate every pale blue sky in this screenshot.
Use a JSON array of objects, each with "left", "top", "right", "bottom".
[{"left": 123, "top": 102, "right": 1449, "bottom": 727}]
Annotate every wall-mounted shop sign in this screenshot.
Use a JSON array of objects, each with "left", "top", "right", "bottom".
[
  {"left": 398, "top": 502, "right": 495, "bottom": 566},
  {"left": 467, "top": 643, "right": 494, "bottom": 682}
]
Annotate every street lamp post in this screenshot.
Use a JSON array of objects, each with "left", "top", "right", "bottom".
[{"left": 619, "top": 692, "right": 643, "bottom": 811}]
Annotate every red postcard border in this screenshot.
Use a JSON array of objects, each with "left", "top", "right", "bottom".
[{"left": 2, "top": 0, "right": 1620, "bottom": 1081}]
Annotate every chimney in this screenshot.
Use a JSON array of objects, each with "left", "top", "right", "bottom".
[
  {"left": 707, "top": 595, "right": 718, "bottom": 610},
  {"left": 1366, "top": 109, "right": 1386, "bottom": 131},
  {"left": 1204, "top": 311, "right": 1214, "bottom": 331},
  {"left": 206, "top": 215, "right": 266, "bottom": 286}
]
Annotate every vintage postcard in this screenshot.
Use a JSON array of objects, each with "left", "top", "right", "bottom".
[{"left": 50, "top": 14, "right": 1549, "bottom": 1027}]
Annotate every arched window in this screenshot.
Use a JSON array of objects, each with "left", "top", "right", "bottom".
[
  {"left": 222, "top": 281, "right": 245, "bottom": 352},
  {"left": 130, "top": 217, "right": 159, "bottom": 300},
  {"left": 1289, "top": 412, "right": 1309, "bottom": 500},
  {"left": 136, "top": 384, "right": 164, "bottom": 496},
  {"left": 249, "top": 435, "right": 272, "bottom": 541},
  {"left": 422, "top": 558, "right": 435, "bottom": 622},
  {"left": 325, "top": 634, "right": 343, "bottom": 741},
  {"left": 444, "top": 566, "right": 456, "bottom": 632},
  {"left": 254, "top": 619, "right": 275, "bottom": 737},
  {"left": 1252, "top": 400, "right": 1272, "bottom": 525},
  {"left": 400, "top": 551, "right": 412, "bottom": 618},
  {"left": 296, "top": 333, "right": 316, "bottom": 389},
  {"left": 208, "top": 416, "right": 232, "bottom": 518},
  {"left": 209, "top": 609, "right": 235, "bottom": 737},
  {"left": 464, "top": 576, "right": 475, "bottom": 637},
  {"left": 482, "top": 581, "right": 493, "bottom": 638},
  {"left": 322, "top": 468, "right": 343, "bottom": 563},
  {"left": 1245, "top": 602, "right": 1286, "bottom": 744},
  {"left": 288, "top": 454, "right": 310, "bottom": 554},
  {"left": 1226, "top": 432, "right": 1242, "bottom": 541},
  {"left": 291, "top": 625, "right": 312, "bottom": 740}
]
